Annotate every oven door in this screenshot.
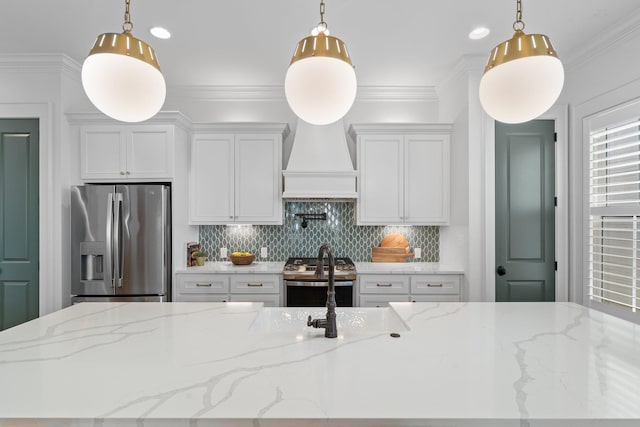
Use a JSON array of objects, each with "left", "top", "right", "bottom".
[{"left": 285, "top": 280, "right": 354, "bottom": 307}]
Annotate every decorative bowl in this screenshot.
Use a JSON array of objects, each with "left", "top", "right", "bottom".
[{"left": 230, "top": 254, "right": 256, "bottom": 265}]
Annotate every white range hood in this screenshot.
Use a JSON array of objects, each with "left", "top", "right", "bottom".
[{"left": 282, "top": 119, "right": 357, "bottom": 199}]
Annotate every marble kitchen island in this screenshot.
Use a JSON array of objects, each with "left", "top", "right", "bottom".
[{"left": 1, "top": 302, "right": 639, "bottom": 427}]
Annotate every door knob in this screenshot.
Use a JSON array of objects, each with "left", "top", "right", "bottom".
[{"left": 496, "top": 265, "right": 506, "bottom": 276}]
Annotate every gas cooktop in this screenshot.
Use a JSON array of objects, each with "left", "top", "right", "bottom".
[{"left": 283, "top": 257, "right": 356, "bottom": 272}]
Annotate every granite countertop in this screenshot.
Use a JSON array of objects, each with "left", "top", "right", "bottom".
[
  {"left": 1, "top": 301, "right": 639, "bottom": 426},
  {"left": 176, "top": 261, "right": 464, "bottom": 275}
]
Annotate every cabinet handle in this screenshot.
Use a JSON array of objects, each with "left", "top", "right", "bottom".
[
  {"left": 426, "top": 283, "right": 443, "bottom": 287},
  {"left": 196, "top": 283, "right": 212, "bottom": 287},
  {"left": 126, "top": 171, "right": 131, "bottom": 175},
  {"left": 120, "top": 171, "right": 125, "bottom": 175},
  {"left": 376, "top": 283, "right": 393, "bottom": 287},
  {"left": 247, "top": 283, "right": 263, "bottom": 287}
]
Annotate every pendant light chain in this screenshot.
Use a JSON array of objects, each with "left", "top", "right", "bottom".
[
  {"left": 319, "top": 0, "right": 326, "bottom": 26},
  {"left": 513, "top": 0, "right": 525, "bottom": 31},
  {"left": 123, "top": 0, "right": 134, "bottom": 33}
]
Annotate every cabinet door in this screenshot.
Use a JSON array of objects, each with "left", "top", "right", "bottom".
[
  {"left": 235, "top": 134, "right": 282, "bottom": 224},
  {"left": 357, "top": 135, "right": 404, "bottom": 224},
  {"left": 410, "top": 274, "right": 461, "bottom": 296},
  {"left": 127, "top": 126, "right": 174, "bottom": 179},
  {"left": 80, "top": 126, "right": 126, "bottom": 180},
  {"left": 359, "top": 275, "right": 410, "bottom": 294},
  {"left": 405, "top": 135, "right": 450, "bottom": 224},
  {"left": 230, "top": 274, "right": 281, "bottom": 294},
  {"left": 174, "top": 274, "right": 230, "bottom": 302},
  {"left": 189, "top": 134, "right": 235, "bottom": 223}
]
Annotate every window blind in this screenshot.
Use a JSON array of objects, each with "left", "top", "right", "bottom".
[{"left": 589, "top": 117, "right": 640, "bottom": 313}]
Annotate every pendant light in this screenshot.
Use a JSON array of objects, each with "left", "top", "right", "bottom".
[
  {"left": 285, "top": 0, "right": 357, "bottom": 126},
  {"left": 479, "top": 0, "right": 564, "bottom": 124},
  {"left": 81, "top": 0, "right": 166, "bottom": 123}
]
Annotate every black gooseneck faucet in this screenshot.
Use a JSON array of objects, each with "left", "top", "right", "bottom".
[{"left": 306, "top": 242, "right": 338, "bottom": 338}]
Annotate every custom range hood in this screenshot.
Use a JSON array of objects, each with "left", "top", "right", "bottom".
[{"left": 282, "top": 119, "right": 357, "bottom": 199}]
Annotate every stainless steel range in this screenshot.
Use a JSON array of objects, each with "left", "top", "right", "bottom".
[{"left": 283, "top": 257, "right": 356, "bottom": 307}]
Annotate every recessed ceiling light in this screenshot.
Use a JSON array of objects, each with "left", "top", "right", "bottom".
[
  {"left": 469, "top": 27, "right": 490, "bottom": 40},
  {"left": 149, "top": 26, "right": 171, "bottom": 39}
]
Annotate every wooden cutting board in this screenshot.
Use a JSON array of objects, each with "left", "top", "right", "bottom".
[{"left": 371, "top": 247, "right": 415, "bottom": 262}]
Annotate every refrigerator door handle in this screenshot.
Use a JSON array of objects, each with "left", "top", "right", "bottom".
[
  {"left": 113, "top": 193, "right": 124, "bottom": 288},
  {"left": 105, "top": 193, "right": 115, "bottom": 288}
]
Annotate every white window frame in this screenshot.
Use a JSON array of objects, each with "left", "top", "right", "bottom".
[{"left": 585, "top": 98, "right": 640, "bottom": 322}]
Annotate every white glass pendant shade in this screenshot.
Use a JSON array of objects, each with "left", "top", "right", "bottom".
[
  {"left": 285, "top": 56, "right": 356, "bottom": 125},
  {"left": 479, "top": 31, "right": 564, "bottom": 124},
  {"left": 285, "top": 32, "right": 356, "bottom": 125},
  {"left": 81, "top": 33, "right": 166, "bottom": 123}
]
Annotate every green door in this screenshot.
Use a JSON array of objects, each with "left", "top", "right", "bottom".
[
  {"left": 495, "top": 120, "right": 555, "bottom": 302},
  {"left": 0, "top": 119, "right": 39, "bottom": 330}
]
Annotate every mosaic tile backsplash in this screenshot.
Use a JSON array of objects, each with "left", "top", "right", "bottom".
[{"left": 199, "top": 201, "right": 439, "bottom": 262}]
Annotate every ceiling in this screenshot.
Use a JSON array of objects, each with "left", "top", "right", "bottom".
[{"left": 3, "top": 0, "right": 640, "bottom": 88}]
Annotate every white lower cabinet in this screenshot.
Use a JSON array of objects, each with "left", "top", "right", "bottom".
[
  {"left": 229, "top": 274, "right": 282, "bottom": 307},
  {"left": 410, "top": 274, "right": 461, "bottom": 301},
  {"left": 358, "top": 273, "right": 462, "bottom": 306},
  {"left": 359, "top": 275, "right": 410, "bottom": 294},
  {"left": 174, "top": 274, "right": 230, "bottom": 302},
  {"left": 175, "top": 273, "right": 282, "bottom": 305}
]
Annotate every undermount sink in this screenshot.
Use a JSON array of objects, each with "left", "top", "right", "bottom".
[{"left": 249, "top": 306, "right": 410, "bottom": 336}]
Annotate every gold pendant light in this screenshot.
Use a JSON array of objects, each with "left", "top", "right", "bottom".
[
  {"left": 285, "top": 0, "right": 357, "bottom": 125},
  {"left": 479, "top": 0, "right": 564, "bottom": 124},
  {"left": 81, "top": 0, "right": 166, "bottom": 123}
]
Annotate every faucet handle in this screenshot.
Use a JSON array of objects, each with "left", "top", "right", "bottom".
[{"left": 307, "top": 315, "right": 314, "bottom": 327}]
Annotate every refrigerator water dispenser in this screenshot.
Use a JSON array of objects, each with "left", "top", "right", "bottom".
[{"left": 80, "top": 241, "right": 104, "bottom": 281}]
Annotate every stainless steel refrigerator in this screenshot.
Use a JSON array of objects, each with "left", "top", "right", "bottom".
[{"left": 71, "top": 184, "right": 171, "bottom": 303}]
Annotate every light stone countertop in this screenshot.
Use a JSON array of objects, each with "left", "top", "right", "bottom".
[
  {"left": 1, "top": 301, "right": 639, "bottom": 426},
  {"left": 355, "top": 261, "right": 464, "bottom": 274},
  {"left": 176, "top": 261, "right": 464, "bottom": 275},
  {"left": 175, "top": 261, "right": 285, "bottom": 274}
]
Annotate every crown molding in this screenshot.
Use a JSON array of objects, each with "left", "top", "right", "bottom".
[
  {"left": 564, "top": 10, "right": 640, "bottom": 72},
  {"left": 0, "top": 53, "right": 80, "bottom": 80},
  {"left": 168, "top": 84, "right": 438, "bottom": 103},
  {"left": 168, "top": 85, "right": 285, "bottom": 102},
  {"left": 355, "top": 86, "right": 438, "bottom": 102},
  {"left": 436, "top": 55, "right": 486, "bottom": 91},
  {"left": 65, "top": 111, "right": 193, "bottom": 131}
]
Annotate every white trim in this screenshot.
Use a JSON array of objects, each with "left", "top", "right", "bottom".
[
  {"left": 0, "top": 103, "right": 55, "bottom": 316},
  {"left": 574, "top": 78, "right": 640, "bottom": 312},
  {"left": 167, "top": 85, "right": 438, "bottom": 103},
  {"left": 483, "top": 104, "right": 570, "bottom": 302}
]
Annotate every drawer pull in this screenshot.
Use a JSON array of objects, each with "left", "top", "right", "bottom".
[
  {"left": 376, "top": 283, "right": 393, "bottom": 287},
  {"left": 427, "top": 283, "right": 443, "bottom": 287},
  {"left": 196, "top": 283, "right": 212, "bottom": 287},
  {"left": 247, "top": 283, "right": 263, "bottom": 287}
]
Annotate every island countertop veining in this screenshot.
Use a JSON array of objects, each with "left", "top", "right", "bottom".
[{"left": 1, "top": 302, "right": 639, "bottom": 427}]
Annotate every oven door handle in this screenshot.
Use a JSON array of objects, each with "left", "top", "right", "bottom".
[{"left": 284, "top": 280, "right": 354, "bottom": 287}]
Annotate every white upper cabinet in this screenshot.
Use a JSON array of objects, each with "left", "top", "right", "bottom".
[
  {"left": 80, "top": 125, "right": 174, "bottom": 180},
  {"left": 350, "top": 124, "right": 451, "bottom": 225},
  {"left": 189, "top": 123, "right": 289, "bottom": 225}
]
